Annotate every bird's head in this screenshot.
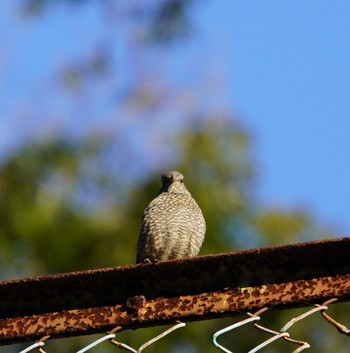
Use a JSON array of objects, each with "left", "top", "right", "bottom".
[{"left": 159, "top": 170, "right": 191, "bottom": 195}]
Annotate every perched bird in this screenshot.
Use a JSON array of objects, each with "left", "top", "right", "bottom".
[{"left": 136, "top": 171, "right": 206, "bottom": 263}]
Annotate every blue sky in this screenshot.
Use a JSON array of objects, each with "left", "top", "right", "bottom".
[
  {"left": 1, "top": 1, "right": 349, "bottom": 234},
  {"left": 195, "top": 1, "right": 350, "bottom": 234}
]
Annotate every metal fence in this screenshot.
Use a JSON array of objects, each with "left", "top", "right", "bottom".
[{"left": 1, "top": 236, "right": 349, "bottom": 352}]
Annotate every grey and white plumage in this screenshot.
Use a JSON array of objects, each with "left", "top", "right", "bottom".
[{"left": 136, "top": 171, "right": 206, "bottom": 263}]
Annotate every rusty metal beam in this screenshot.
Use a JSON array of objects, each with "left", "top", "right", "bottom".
[{"left": 0, "top": 236, "right": 350, "bottom": 345}]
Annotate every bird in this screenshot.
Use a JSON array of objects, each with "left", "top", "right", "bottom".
[{"left": 136, "top": 170, "right": 206, "bottom": 263}]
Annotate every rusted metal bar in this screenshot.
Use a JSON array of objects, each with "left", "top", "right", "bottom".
[{"left": 0, "top": 236, "right": 349, "bottom": 345}]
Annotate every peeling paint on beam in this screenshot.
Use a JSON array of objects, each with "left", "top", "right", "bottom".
[{"left": 1, "top": 274, "right": 349, "bottom": 345}]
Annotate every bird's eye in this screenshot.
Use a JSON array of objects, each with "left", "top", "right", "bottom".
[{"left": 180, "top": 178, "right": 184, "bottom": 183}]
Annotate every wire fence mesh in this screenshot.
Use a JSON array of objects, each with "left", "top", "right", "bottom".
[{"left": 9, "top": 298, "right": 350, "bottom": 353}]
